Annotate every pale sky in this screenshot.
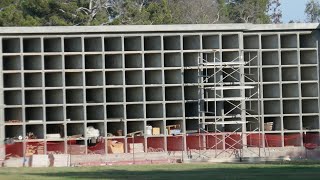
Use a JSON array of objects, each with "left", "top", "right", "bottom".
[{"left": 281, "top": 0, "right": 309, "bottom": 23}]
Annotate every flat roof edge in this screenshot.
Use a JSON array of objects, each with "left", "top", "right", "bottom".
[{"left": 0, "top": 23, "right": 319, "bottom": 34}]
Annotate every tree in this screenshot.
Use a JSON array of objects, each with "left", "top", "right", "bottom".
[
  {"left": 305, "top": 0, "right": 320, "bottom": 22},
  {"left": 268, "top": 0, "right": 282, "bottom": 24}
]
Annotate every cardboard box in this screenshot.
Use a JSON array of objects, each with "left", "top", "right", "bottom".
[
  {"left": 107, "top": 140, "right": 124, "bottom": 154},
  {"left": 152, "top": 127, "right": 160, "bottom": 135}
]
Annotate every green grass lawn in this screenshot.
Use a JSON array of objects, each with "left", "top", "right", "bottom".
[{"left": 1, "top": 163, "right": 320, "bottom": 180}]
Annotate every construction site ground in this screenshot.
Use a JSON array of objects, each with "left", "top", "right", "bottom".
[{"left": 1, "top": 162, "right": 320, "bottom": 180}]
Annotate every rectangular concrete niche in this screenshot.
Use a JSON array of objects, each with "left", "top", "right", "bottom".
[
  {"left": 66, "top": 89, "right": 83, "bottom": 104},
  {"left": 146, "top": 87, "right": 163, "bottom": 101},
  {"left": 25, "top": 90, "right": 43, "bottom": 105},
  {"left": 5, "top": 125, "right": 23, "bottom": 138},
  {"left": 65, "top": 55, "right": 83, "bottom": 69},
  {"left": 45, "top": 72, "right": 63, "bottom": 87},
  {"left": 164, "top": 53, "right": 181, "bottom": 67},
  {"left": 185, "top": 102, "right": 198, "bottom": 117},
  {"left": 225, "top": 119, "right": 242, "bottom": 132},
  {"left": 146, "top": 104, "right": 163, "bottom": 118},
  {"left": 84, "top": 37, "right": 102, "bottom": 52},
  {"left": 302, "top": 99, "right": 319, "bottom": 113},
  {"left": 244, "top": 35, "right": 259, "bottom": 49},
  {"left": 283, "top": 100, "right": 299, "bottom": 114},
  {"left": 24, "top": 73, "right": 42, "bottom": 87},
  {"left": 87, "top": 105, "right": 104, "bottom": 120},
  {"left": 86, "top": 88, "right": 104, "bottom": 103},
  {"left": 44, "top": 38, "right": 62, "bottom": 52},
  {"left": 281, "top": 34, "right": 297, "bottom": 48},
  {"left": 144, "top": 36, "right": 161, "bottom": 51},
  {"left": 127, "top": 121, "right": 144, "bottom": 134},
  {"left": 183, "top": 53, "right": 198, "bottom": 67},
  {"left": 183, "top": 35, "right": 200, "bottom": 50},
  {"left": 3, "top": 56, "right": 21, "bottom": 70},
  {"left": 4, "top": 73, "right": 21, "bottom": 88},
  {"left": 26, "top": 107, "right": 43, "bottom": 121},
  {"left": 26, "top": 124, "right": 44, "bottom": 139},
  {"left": 282, "top": 67, "right": 299, "bottom": 81},
  {"left": 45, "top": 90, "right": 63, "bottom": 104},
  {"left": 106, "top": 88, "right": 123, "bottom": 102},
  {"left": 85, "top": 72, "right": 104, "bottom": 86},
  {"left": 222, "top": 51, "right": 240, "bottom": 62},
  {"left": 125, "top": 71, "right": 143, "bottom": 85},
  {"left": 124, "top": 36, "right": 141, "bottom": 51},
  {"left": 144, "top": 54, "right": 161, "bottom": 68},
  {"left": 64, "top": 37, "right": 82, "bottom": 52},
  {"left": 283, "top": 116, "right": 300, "bottom": 130},
  {"left": 301, "top": 83, "right": 318, "bottom": 97},
  {"left": 222, "top": 34, "right": 239, "bottom": 49},
  {"left": 66, "top": 106, "right": 84, "bottom": 121},
  {"left": 107, "top": 105, "right": 124, "bottom": 119},
  {"left": 186, "top": 119, "right": 198, "bottom": 131},
  {"left": 164, "top": 36, "right": 180, "bottom": 50},
  {"left": 244, "top": 68, "right": 259, "bottom": 82},
  {"left": 264, "top": 100, "right": 280, "bottom": 114},
  {"left": 2, "top": 38, "right": 20, "bottom": 53},
  {"left": 202, "top": 35, "right": 219, "bottom": 49},
  {"left": 67, "top": 123, "right": 84, "bottom": 136},
  {"left": 302, "top": 116, "right": 319, "bottom": 130},
  {"left": 23, "top": 38, "right": 41, "bottom": 53},
  {"left": 166, "top": 103, "right": 183, "bottom": 117},
  {"left": 281, "top": 51, "right": 298, "bottom": 65},
  {"left": 65, "top": 72, "right": 83, "bottom": 86},
  {"left": 126, "top": 87, "right": 143, "bottom": 102},
  {"left": 264, "top": 117, "right": 281, "bottom": 131},
  {"left": 262, "top": 35, "right": 278, "bottom": 49},
  {"left": 105, "top": 54, "right": 122, "bottom": 69},
  {"left": 184, "top": 86, "right": 198, "bottom": 100},
  {"left": 245, "top": 100, "right": 259, "bottom": 115},
  {"left": 224, "top": 101, "right": 241, "bottom": 114},
  {"left": 204, "top": 52, "right": 221, "bottom": 63},
  {"left": 166, "top": 120, "right": 183, "bottom": 134},
  {"left": 126, "top": 104, "right": 144, "bottom": 119},
  {"left": 262, "top": 51, "right": 279, "bottom": 65},
  {"left": 24, "top": 56, "right": 42, "bottom": 70},
  {"left": 46, "top": 107, "right": 64, "bottom": 121},
  {"left": 107, "top": 122, "right": 124, "bottom": 136},
  {"left": 262, "top": 68, "right": 279, "bottom": 82},
  {"left": 223, "top": 68, "right": 240, "bottom": 83},
  {"left": 105, "top": 71, "right": 123, "bottom": 85},
  {"left": 244, "top": 52, "right": 258, "bottom": 66},
  {"left": 5, "top": 108, "right": 22, "bottom": 122},
  {"left": 104, "top": 37, "right": 122, "bottom": 51},
  {"left": 224, "top": 89, "right": 241, "bottom": 98},
  {"left": 85, "top": 55, "right": 103, "bottom": 69},
  {"left": 147, "top": 120, "right": 164, "bottom": 134},
  {"left": 300, "top": 33, "right": 317, "bottom": 48},
  {"left": 145, "top": 70, "right": 162, "bottom": 84},
  {"left": 165, "top": 86, "right": 182, "bottom": 101},
  {"left": 47, "top": 124, "right": 64, "bottom": 138},
  {"left": 300, "top": 50, "right": 317, "bottom": 64},
  {"left": 245, "top": 85, "right": 259, "bottom": 99},
  {"left": 203, "top": 101, "right": 223, "bottom": 116},
  {"left": 282, "top": 83, "right": 299, "bottom": 98},
  {"left": 4, "top": 90, "right": 22, "bottom": 105},
  {"left": 165, "top": 70, "right": 182, "bottom": 84},
  {"left": 44, "top": 55, "right": 62, "bottom": 70},
  {"left": 184, "top": 69, "right": 198, "bottom": 84},
  {"left": 125, "top": 54, "right": 142, "bottom": 68},
  {"left": 301, "top": 67, "right": 317, "bottom": 81},
  {"left": 246, "top": 117, "right": 260, "bottom": 131}
]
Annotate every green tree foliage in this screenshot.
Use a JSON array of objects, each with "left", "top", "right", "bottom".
[
  {"left": 0, "top": 0, "right": 279, "bottom": 26},
  {"left": 305, "top": 0, "right": 320, "bottom": 23}
]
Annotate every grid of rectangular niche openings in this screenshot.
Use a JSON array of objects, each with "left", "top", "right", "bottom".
[
  {"left": 257, "top": 32, "right": 320, "bottom": 147},
  {"left": 1, "top": 31, "right": 320, "bottom": 152}
]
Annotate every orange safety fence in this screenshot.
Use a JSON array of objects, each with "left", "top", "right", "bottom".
[
  {"left": 147, "top": 137, "right": 165, "bottom": 152},
  {"left": 167, "top": 136, "right": 183, "bottom": 151},
  {"left": 47, "top": 141, "right": 65, "bottom": 154}
]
